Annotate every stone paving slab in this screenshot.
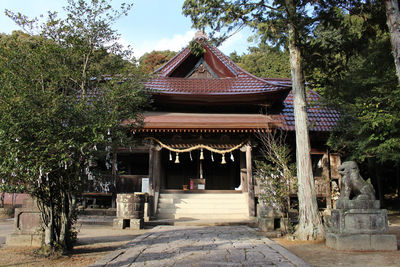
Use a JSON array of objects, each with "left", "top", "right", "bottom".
[{"left": 91, "top": 225, "right": 310, "bottom": 267}]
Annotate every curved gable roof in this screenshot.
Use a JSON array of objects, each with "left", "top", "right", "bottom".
[{"left": 147, "top": 40, "right": 290, "bottom": 105}]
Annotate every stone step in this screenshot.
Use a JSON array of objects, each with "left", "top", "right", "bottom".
[
  {"left": 157, "top": 213, "right": 250, "bottom": 220},
  {"left": 147, "top": 218, "right": 257, "bottom": 227},
  {"left": 158, "top": 202, "right": 247, "bottom": 209},
  {"left": 159, "top": 193, "right": 246, "bottom": 200},
  {"left": 158, "top": 198, "right": 247, "bottom": 205},
  {"left": 157, "top": 193, "right": 249, "bottom": 221},
  {"left": 158, "top": 208, "right": 248, "bottom": 214}
]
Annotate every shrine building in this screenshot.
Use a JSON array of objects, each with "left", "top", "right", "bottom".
[{"left": 115, "top": 31, "right": 340, "bottom": 222}]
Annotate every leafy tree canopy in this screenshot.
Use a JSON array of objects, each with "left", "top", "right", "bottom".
[
  {"left": 230, "top": 44, "right": 290, "bottom": 78},
  {"left": 303, "top": 3, "right": 400, "bottom": 163},
  {"left": 139, "top": 50, "right": 177, "bottom": 74},
  {"left": 0, "top": 0, "right": 149, "bottom": 253}
]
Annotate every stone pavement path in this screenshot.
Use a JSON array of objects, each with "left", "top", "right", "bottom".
[{"left": 91, "top": 225, "right": 309, "bottom": 267}]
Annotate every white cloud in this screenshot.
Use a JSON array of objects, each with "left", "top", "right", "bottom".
[
  {"left": 219, "top": 31, "right": 249, "bottom": 55},
  {"left": 131, "top": 30, "right": 196, "bottom": 59},
  {"left": 119, "top": 29, "right": 251, "bottom": 60}
]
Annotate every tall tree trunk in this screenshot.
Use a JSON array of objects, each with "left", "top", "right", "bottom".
[
  {"left": 385, "top": 0, "right": 400, "bottom": 84},
  {"left": 285, "top": 0, "right": 325, "bottom": 240},
  {"left": 60, "top": 192, "right": 69, "bottom": 251},
  {"left": 60, "top": 190, "right": 77, "bottom": 251},
  {"left": 44, "top": 201, "right": 55, "bottom": 247}
]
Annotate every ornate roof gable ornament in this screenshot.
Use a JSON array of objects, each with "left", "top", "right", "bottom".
[{"left": 193, "top": 30, "right": 208, "bottom": 41}]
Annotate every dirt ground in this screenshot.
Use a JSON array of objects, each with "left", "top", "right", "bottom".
[
  {"left": 0, "top": 214, "right": 398, "bottom": 267},
  {"left": 273, "top": 213, "right": 400, "bottom": 267},
  {"left": 0, "top": 224, "right": 149, "bottom": 267}
]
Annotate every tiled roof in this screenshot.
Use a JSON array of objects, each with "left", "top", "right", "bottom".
[
  {"left": 148, "top": 41, "right": 290, "bottom": 94},
  {"left": 146, "top": 77, "right": 284, "bottom": 94},
  {"left": 280, "top": 89, "right": 340, "bottom": 132},
  {"left": 149, "top": 39, "right": 339, "bottom": 132}
]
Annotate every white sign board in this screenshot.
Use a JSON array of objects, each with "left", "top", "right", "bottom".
[{"left": 141, "top": 178, "right": 149, "bottom": 193}]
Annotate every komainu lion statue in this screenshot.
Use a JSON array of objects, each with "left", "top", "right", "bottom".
[{"left": 338, "top": 161, "right": 376, "bottom": 201}]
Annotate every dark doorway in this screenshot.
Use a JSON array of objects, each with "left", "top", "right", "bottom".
[
  {"left": 162, "top": 149, "right": 240, "bottom": 190},
  {"left": 202, "top": 150, "right": 240, "bottom": 190}
]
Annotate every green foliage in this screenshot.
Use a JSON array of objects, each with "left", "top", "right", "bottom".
[
  {"left": 182, "top": 0, "right": 314, "bottom": 49},
  {"left": 303, "top": 3, "right": 400, "bottom": 163},
  {"left": 231, "top": 44, "right": 290, "bottom": 78},
  {"left": 189, "top": 39, "right": 206, "bottom": 57},
  {"left": 0, "top": 0, "right": 149, "bottom": 252},
  {"left": 255, "top": 131, "right": 296, "bottom": 217},
  {"left": 229, "top": 51, "right": 241, "bottom": 63},
  {"left": 139, "top": 50, "right": 177, "bottom": 74},
  {"left": 255, "top": 161, "right": 295, "bottom": 211}
]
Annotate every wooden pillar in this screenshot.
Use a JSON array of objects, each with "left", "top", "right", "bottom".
[
  {"left": 153, "top": 147, "right": 162, "bottom": 215},
  {"left": 148, "top": 144, "right": 155, "bottom": 196},
  {"left": 326, "top": 150, "right": 332, "bottom": 210},
  {"left": 246, "top": 143, "right": 255, "bottom": 217}
]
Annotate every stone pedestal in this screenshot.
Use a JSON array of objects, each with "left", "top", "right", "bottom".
[
  {"left": 113, "top": 218, "right": 143, "bottom": 230},
  {"left": 326, "top": 233, "right": 397, "bottom": 251},
  {"left": 257, "top": 204, "right": 287, "bottom": 231},
  {"left": 326, "top": 199, "right": 397, "bottom": 251},
  {"left": 114, "top": 193, "right": 146, "bottom": 230},
  {"left": 6, "top": 197, "right": 42, "bottom": 247},
  {"left": 258, "top": 217, "right": 274, "bottom": 231}
]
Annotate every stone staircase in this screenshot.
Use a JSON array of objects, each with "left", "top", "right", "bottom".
[{"left": 156, "top": 193, "right": 249, "bottom": 220}]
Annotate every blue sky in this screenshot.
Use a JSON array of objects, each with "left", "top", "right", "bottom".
[{"left": 0, "top": 0, "right": 254, "bottom": 58}]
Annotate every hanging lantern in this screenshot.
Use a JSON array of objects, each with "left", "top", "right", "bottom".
[
  {"left": 175, "top": 152, "right": 180, "bottom": 164},
  {"left": 230, "top": 152, "right": 234, "bottom": 162},
  {"left": 221, "top": 154, "right": 226, "bottom": 164},
  {"left": 169, "top": 151, "right": 172, "bottom": 161},
  {"left": 200, "top": 148, "right": 204, "bottom": 160},
  {"left": 211, "top": 152, "right": 214, "bottom": 162},
  {"left": 190, "top": 151, "right": 193, "bottom": 161}
]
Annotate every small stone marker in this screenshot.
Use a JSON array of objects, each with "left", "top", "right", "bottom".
[{"left": 6, "top": 197, "right": 42, "bottom": 247}]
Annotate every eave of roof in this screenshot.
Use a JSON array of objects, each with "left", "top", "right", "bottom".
[{"left": 122, "top": 112, "right": 281, "bottom": 133}]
